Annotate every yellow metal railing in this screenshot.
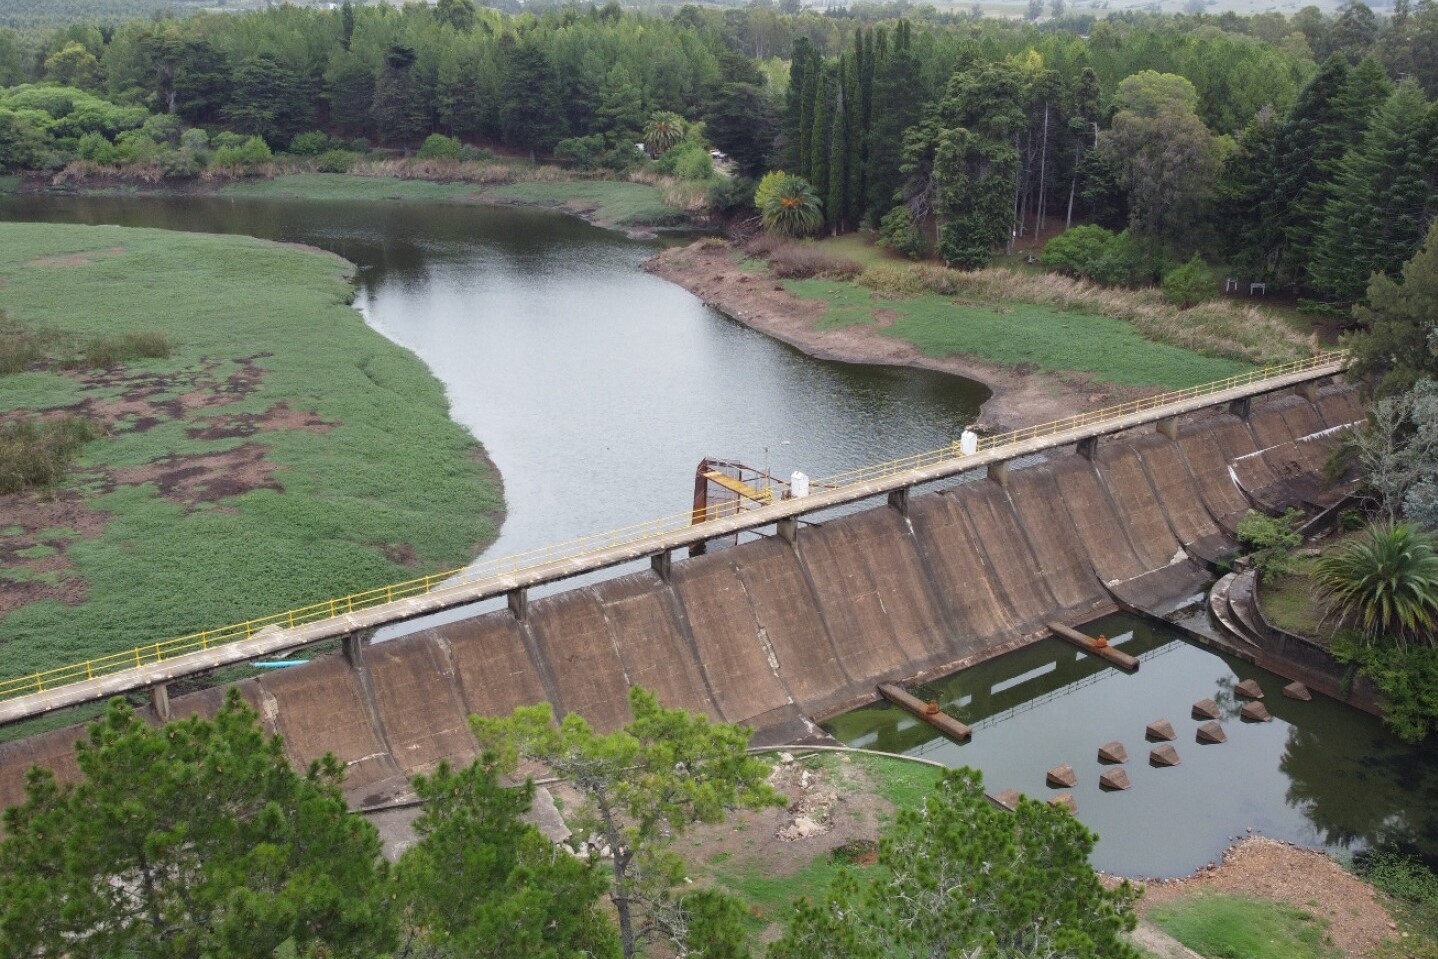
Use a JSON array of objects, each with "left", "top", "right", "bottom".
[{"left": 0, "top": 351, "right": 1347, "bottom": 704}]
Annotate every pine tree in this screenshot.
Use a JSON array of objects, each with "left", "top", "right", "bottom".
[
  {"left": 1310, "top": 81, "right": 1437, "bottom": 302},
  {"left": 865, "top": 20, "right": 921, "bottom": 222},
  {"left": 797, "top": 57, "right": 817, "bottom": 180},
  {"left": 325, "top": 51, "right": 375, "bottom": 138},
  {"left": 499, "top": 39, "right": 565, "bottom": 161},
  {"left": 808, "top": 66, "right": 831, "bottom": 228},
  {"left": 372, "top": 44, "right": 430, "bottom": 144},
  {"left": 784, "top": 37, "right": 817, "bottom": 171}
]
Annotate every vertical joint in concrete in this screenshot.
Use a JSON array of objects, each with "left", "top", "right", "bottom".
[
  {"left": 342, "top": 632, "right": 364, "bottom": 668},
  {"left": 1156, "top": 417, "right": 1179, "bottom": 441},
  {"left": 887, "top": 486, "right": 910, "bottom": 515},
  {"left": 987, "top": 460, "right": 1010, "bottom": 488},
  {"left": 1076, "top": 436, "right": 1099, "bottom": 460},
  {"left": 1229, "top": 396, "right": 1252, "bottom": 419},
  {"left": 776, "top": 516, "right": 798, "bottom": 544},
  {"left": 1298, "top": 380, "right": 1325, "bottom": 403},
  {"left": 151, "top": 682, "right": 171, "bottom": 723},
  {"left": 507, "top": 587, "right": 529, "bottom": 623},
  {"left": 651, "top": 550, "right": 672, "bottom": 581}
]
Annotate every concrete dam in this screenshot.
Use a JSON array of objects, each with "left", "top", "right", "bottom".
[{"left": 0, "top": 385, "right": 1363, "bottom": 811}]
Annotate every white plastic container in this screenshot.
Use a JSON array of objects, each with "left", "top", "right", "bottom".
[
  {"left": 959, "top": 430, "right": 979, "bottom": 456},
  {"left": 790, "top": 471, "right": 810, "bottom": 498}
]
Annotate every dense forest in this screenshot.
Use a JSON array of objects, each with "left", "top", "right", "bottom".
[{"left": 0, "top": 0, "right": 1436, "bottom": 297}]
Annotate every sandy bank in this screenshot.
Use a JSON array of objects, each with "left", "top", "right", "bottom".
[{"left": 645, "top": 241, "right": 1147, "bottom": 432}]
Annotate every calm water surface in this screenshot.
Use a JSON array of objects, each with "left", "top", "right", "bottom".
[{"left": 825, "top": 612, "right": 1438, "bottom": 877}]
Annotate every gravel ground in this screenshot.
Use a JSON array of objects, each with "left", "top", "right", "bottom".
[{"left": 1136, "top": 837, "right": 1398, "bottom": 958}]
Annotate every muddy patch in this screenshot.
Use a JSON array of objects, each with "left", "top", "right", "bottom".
[
  {"left": 186, "top": 403, "right": 336, "bottom": 441},
  {"left": 26, "top": 246, "right": 125, "bottom": 268},
  {"left": 114, "top": 444, "right": 282, "bottom": 505},
  {"left": 0, "top": 494, "right": 108, "bottom": 613}
]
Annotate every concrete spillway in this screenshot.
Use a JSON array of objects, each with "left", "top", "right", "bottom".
[{"left": 0, "top": 386, "right": 1363, "bottom": 811}]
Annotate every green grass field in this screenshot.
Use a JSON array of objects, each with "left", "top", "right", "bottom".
[
  {"left": 219, "top": 173, "right": 478, "bottom": 203},
  {"left": 486, "top": 180, "right": 684, "bottom": 226},
  {"left": 1148, "top": 893, "right": 1342, "bottom": 959},
  {"left": 784, "top": 278, "right": 1251, "bottom": 389},
  {"left": 0, "top": 222, "right": 502, "bottom": 681}
]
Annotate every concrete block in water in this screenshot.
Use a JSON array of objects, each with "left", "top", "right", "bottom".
[
  {"left": 1196, "top": 721, "right": 1227, "bottom": 744},
  {"left": 1283, "top": 681, "right": 1312, "bottom": 701},
  {"left": 1099, "top": 767, "right": 1132, "bottom": 791},
  {"left": 1049, "top": 792, "right": 1077, "bottom": 813},
  {"left": 1235, "top": 678, "right": 1265, "bottom": 700},
  {"left": 1146, "top": 719, "right": 1177, "bottom": 741},
  {"left": 1241, "top": 701, "right": 1273, "bottom": 722},
  {"left": 1098, "top": 741, "right": 1128, "bottom": 764},
  {"left": 1192, "top": 698, "right": 1221, "bottom": 720},
  {"left": 993, "top": 788, "right": 1020, "bottom": 810},
  {"left": 1150, "top": 743, "right": 1182, "bottom": 767},
  {"left": 1047, "top": 764, "right": 1078, "bottom": 788}
]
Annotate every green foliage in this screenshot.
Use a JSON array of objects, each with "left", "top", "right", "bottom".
[
  {"left": 1041, "top": 224, "right": 1118, "bottom": 280},
  {"left": 211, "top": 135, "right": 271, "bottom": 167},
  {"left": 1350, "top": 222, "right": 1438, "bottom": 397},
  {"left": 643, "top": 111, "right": 686, "bottom": 156},
  {"left": 707, "top": 175, "right": 757, "bottom": 218},
  {"left": 1237, "top": 508, "right": 1305, "bottom": 582},
  {"left": 1162, "top": 254, "right": 1217, "bottom": 308},
  {"left": 393, "top": 757, "right": 620, "bottom": 958},
  {"left": 654, "top": 139, "right": 712, "bottom": 180},
  {"left": 757, "top": 172, "right": 823, "bottom": 237},
  {"left": 553, "top": 134, "right": 606, "bottom": 170},
  {"left": 1359, "top": 849, "right": 1438, "bottom": 939},
  {"left": 470, "top": 686, "right": 784, "bottom": 959},
  {"left": 1315, "top": 522, "right": 1438, "bottom": 646},
  {"left": 1149, "top": 893, "right": 1342, "bottom": 959},
  {"left": 0, "top": 413, "right": 100, "bottom": 494},
  {"left": 417, "top": 133, "right": 462, "bottom": 160},
  {"left": 876, "top": 206, "right": 927, "bottom": 260},
  {"left": 669, "top": 889, "right": 754, "bottom": 959},
  {"left": 0, "top": 692, "right": 397, "bottom": 959},
  {"left": 314, "top": 149, "right": 357, "bottom": 173},
  {"left": 0, "top": 223, "right": 500, "bottom": 679},
  {"left": 76, "top": 331, "right": 171, "bottom": 368},
  {"left": 286, "top": 130, "right": 332, "bottom": 156},
  {"left": 1339, "top": 642, "right": 1438, "bottom": 742},
  {"left": 767, "top": 768, "right": 1139, "bottom": 959}
]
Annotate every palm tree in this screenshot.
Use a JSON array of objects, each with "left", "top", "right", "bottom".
[
  {"left": 759, "top": 173, "right": 823, "bottom": 237},
  {"left": 1314, "top": 522, "right": 1438, "bottom": 648},
  {"left": 642, "top": 112, "right": 685, "bottom": 157}
]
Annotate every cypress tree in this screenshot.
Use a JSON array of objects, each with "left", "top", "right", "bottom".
[
  {"left": 797, "top": 58, "right": 817, "bottom": 180},
  {"left": 809, "top": 66, "right": 831, "bottom": 227},
  {"left": 785, "top": 38, "right": 815, "bottom": 171},
  {"left": 828, "top": 56, "right": 849, "bottom": 233},
  {"left": 865, "top": 20, "right": 922, "bottom": 221}
]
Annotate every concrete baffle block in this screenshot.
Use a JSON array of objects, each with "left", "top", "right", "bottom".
[
  {"left": 1146, "top": 719, "right": 1177, "bottom": 742},
  {"left": 1049, "top": 792, "right": 1077, "bottom": 813},
  {"left": 1192, "top": 698, "right": 1221, "bottom": 720},
  {"left": 1099, "top": 767, "right": 1132, "bottom": 791},
  {"left": 1196, "top": 721, "right": 1227, "bottom": 744},
  {"left": 1240, "top": 701, "right": 1273, "bottom": 722},
  {"left": 1283, "top": 681, "right": 1313, "bottom": 701},
  {"left": 1098, "top": 741, "right": 1128, "bottom": 764},
  {"left": 1150, "top": 743, "right": 1182, "bottom": 767},
  {"left": 1235, "top": 679, "right": 1265, "bottom": 700},
  {"left": 993, "top": 788, "right": 1020, "bottom": 810},
  {"left": 1046, "top": 763, "right": 1078, "bottom": 788}
]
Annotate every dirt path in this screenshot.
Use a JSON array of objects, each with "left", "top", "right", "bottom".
[
  {"left": 1137, "top": 837, "right": 1398, "bottom": 958},
  {"left": 646, "top": 242, "right": 1137, "bottom": 432}
]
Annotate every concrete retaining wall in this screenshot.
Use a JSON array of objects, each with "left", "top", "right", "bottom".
[{"left": 0, "top": 387, "right": 1361, "bottom": 810}]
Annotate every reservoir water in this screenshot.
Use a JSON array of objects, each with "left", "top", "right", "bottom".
[
  {"left": 825, "top": 612, "right": 1438, "bottom": 877},
  {"left": 4, "top": 193, "right": 1433, "bottom": 877}
]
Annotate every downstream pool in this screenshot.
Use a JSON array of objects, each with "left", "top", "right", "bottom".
[{"left": 825, "top": 612, "right": 1438, "bottom": 877}]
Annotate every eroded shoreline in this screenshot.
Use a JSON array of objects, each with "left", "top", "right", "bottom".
[{"left": 645, "top": 240, "right": 1150, "bottom": 432}]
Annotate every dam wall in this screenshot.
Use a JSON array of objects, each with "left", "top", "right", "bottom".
[{"left": 0, "top": 386, "right": 1364, "bottom": 810}]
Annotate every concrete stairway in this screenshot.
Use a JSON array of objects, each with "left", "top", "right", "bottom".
[{"left": 1208, "top": 571, "right": 1265, "bottom": 650}]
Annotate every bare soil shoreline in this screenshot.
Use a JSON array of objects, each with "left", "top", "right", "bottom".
[{"left": 645, "top": 241, "right": 1148, "bottom": 432}]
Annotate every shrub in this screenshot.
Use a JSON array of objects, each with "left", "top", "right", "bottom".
[
  {"left": 73, "top": 332, "right": 172, "bottom": 369},
  {"left": 1237, "top": 508, "right": 1304, "bottom": 582},
  {"left": 706, "top": 175, "right": 756, "bottom": 217},
  {"left": 416, "top": 133, "right": 462, "bottom": 160},
  {"left": 0, "top": 415, "right": 102, "bottom": 494},
  {"left": 768, "top": 243, "right": 862, "bottom": 280},
  {"left": 1162, "top": 254, "right": 1217, "bottom": 308},
  {"left": 877, "top": 206, "right": 928, "bottom": 260},
  {"left": 1336, "top": 642, "right": 1438, "bottom": 741},
  {"left": 211, "top": 136, "right": 272, "bottom": 167},
  {"left": 139, "top": 112, "right": 182, "bottom": 144},
  {"left": 1040, "top": 224, "right": 1116, "bottom": 278},
  {"left": 315, "top": 149, "right": 357, "bottom": 173},
  {"left": 179, "top": 128, "right": 209, "bottom": 155},
  {"left": 756, "top": 172, "right": 822, "bottom": 237},
  {"left": 1315, "top": 522, "right": 1438, "bottom": 646},
  {"left": 1090, "top": 230, "right": 1155, "bottom": 287},
  {"left": 75, "top": 131, "right": 115, "bottom": 165},
  {"left": 457, "top": 144, "right": 493, "bottom": 162},
  {"left": 654, "top": 140, "right": 709, "bottom": 179},
  {"left": 553, "top": 135, "right": 605, "bottom": 170},
  {"left": 287, "top": 130, "right": 332, "bottom": 155}
]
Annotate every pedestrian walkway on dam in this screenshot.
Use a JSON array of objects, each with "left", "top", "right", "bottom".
[{"left": 0, "top": 352, "right": 1348, "bottom": 728}]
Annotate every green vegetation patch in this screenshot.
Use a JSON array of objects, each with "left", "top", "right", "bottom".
[
  {"left": 0, "top": 222, "right": 501, "bottom": 680},
  {"left": 218, "top": 173, "right": 477, "bottom": 203},
  {"left": 487, "top": 180, "right": 682, "bottom": 226},
  {"left": 1149, "top": 893, "right": 1342, "bottom": 959},
  {"left": 784, "top": 279, "right": 1251, "bottom": 389}
]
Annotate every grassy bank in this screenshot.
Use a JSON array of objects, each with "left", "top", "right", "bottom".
[
  {"left": 1149, "top": 893, "right": 1342, "bottom": 958},
  {"left": 749, "top": 234, "right": 1318, "bottom": 390},
  {"left": 0, "top": 222, "right": 502, "bottom": 681}
]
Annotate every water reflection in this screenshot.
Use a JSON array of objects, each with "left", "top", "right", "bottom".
[{"left": 825, "top": 613, "right": 1438, "bottom": 878}]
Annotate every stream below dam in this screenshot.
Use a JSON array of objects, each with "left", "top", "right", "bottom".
[{"left": 4, "top": 193, "right": 1434, "bottom": 877}]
